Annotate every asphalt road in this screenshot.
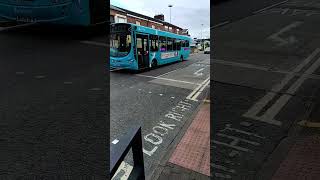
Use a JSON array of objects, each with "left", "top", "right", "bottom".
[
  {"left": 110, "top": 52, "right": 210, "bottom": 179},
  {"left": 0, "top": 24, "right": 108, "bottom": 179},
  {"left": 212, "top": 0, "right": 320, "bottom": 179},
  {"left": 212, "top": 0, "right": 287, "bottom": 26}
]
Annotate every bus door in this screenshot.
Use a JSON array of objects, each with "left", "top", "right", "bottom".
[{"left": 136, "top": 34, "right": 149, "bottom": 69}]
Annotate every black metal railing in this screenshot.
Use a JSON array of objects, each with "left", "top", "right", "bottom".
[{"left": 110, "top": 126, "right": 145, "bottom": 180}]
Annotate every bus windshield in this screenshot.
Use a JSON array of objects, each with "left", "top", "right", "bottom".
[{"left": 110, "top": 33, "right": 132, "bottom": 57}]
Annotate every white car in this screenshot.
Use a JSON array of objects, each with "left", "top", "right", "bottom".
[{"left": 204, "top": 47, "right": 210, "bottom": 54}]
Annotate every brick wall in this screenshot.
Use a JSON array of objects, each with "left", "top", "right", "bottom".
[{"left": 110, "top": 9, "right": 184, "bottom": 34}]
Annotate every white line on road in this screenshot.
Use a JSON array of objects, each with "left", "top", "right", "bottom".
[
  {"left": 80, "top": 40, "right": 108, "bottom": 47},
  {"left": 194, "top": 68, "right": 204, "bottom": 76},
  {"left": 253, "top": 0, "right": 289, "bottom": 14},
  {"left": 268, "top": 21, "right": 303, "bottom": 46},
  {"left": 0, "top": 22, "right": 36, "bottom": 32},
  {"left": 186, "top": 77, "right": 210, "bottom": 101},
  {"left": 213, "top": 59, "right": 271, "bottom": 71},
  {"left": 211, "top": 21, "right": 230, "bottom": 29},
  {"left": 111, "top": 161, "right": 133, "bottom": 180},
  {"left": 243, "top": 48, "right": 320, "bottom": 126},
  {"left": 112, "top": 139, "right": 119, "bottom": 144},
  {"left": 156, "top": 67, "right": 185, "bottom": 78},
  {"left": 213, "top": 58, "right": 320, "bottom": 81},
  {"left": 135, "top": 74, "right": 201, "bottom": 85}
]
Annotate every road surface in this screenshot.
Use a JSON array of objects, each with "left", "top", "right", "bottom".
[
  {"left": 212, "top": 0, "right": 320, "bottom": 179},
  {"left": 110, "top": 52, "right": 210, "bottom": 179}
]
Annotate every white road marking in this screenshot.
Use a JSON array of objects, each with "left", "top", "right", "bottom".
[
  {"left": 171, "top": 97, "right": 175, "bottom": 99},
  {"left": 243, "top": 48, "right": 320, "bottom": 126},
  {"left": 159, "top": 94, "right": 163, "bottom": 96},
  {"left": 186, "top": 77, "right": 210, "bottom": 101},
  {"left": 136, "top": 74, "right": 201, "bottom": 85},
  {"left": 111, "top": 161, "right": 133, "bottom": 180},
  {"left": 213, "top": 59, "right": 270, "bottom": 71},
  {"left": 110, "top": 68, "right": 126, "bottom": 72},
  {"left": 80, "top": 41, "right": 108, "bottom": 47},
  {"left": 211, "top": 21, "right": 230, "bottom": 29},
  {"left": 0, "top": 22, "right": 36, "bottom": 32},
  {"left": 16, "top": 72, "right": 24, "bottom": 75},
  {"left": 253, "top": 0, "right": 289, "bottom": 14},
  {"left": 89, "top": 88, "right": 101, "bottom": 91},
  {"left": 213, "top": 58, "right": 320, "bottom": 80},
  {"left": 156, "top": 67, "right": 184, "bottom": 78},
  {"left": 267, "top": 21, "right": 303, "bottom": 46},
  {"left": 194, "top": 68, "right": 204, "bottom": 76},
  {"left": 35, "top": 75, "right": 45, "bottom": 79},
  {"left": 111, "top": 139, "right": 119, "bottom": 144}
]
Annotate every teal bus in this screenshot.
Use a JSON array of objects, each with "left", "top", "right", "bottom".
[
  {"left": 110, "top": 23, "right": 191, "bottom": 70},
  {"left": 0, "top": 0, "right": 107, "bottom": 26}
]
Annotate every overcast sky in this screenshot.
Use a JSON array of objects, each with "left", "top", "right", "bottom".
[{"left": 110, "top": 0, "right": 210, "bottom": 39}]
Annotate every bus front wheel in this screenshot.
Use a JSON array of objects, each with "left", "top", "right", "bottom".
[{"left": 151, "top": 59, "right": 158, "bottom": 69}]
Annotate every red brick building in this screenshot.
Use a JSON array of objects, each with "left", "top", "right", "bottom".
[{"left": 110, "top": 5, "right": 189, "bottom": 36}]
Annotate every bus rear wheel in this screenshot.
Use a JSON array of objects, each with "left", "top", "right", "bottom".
[{"left": 151, "top": 59, "right": 157, "bottom": 69}]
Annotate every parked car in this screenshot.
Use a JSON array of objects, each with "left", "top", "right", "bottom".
[{"left": 204, "top": 47, "right": 210, "bottom": 54}]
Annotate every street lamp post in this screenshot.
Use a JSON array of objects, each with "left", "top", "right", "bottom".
[
  {"left": 201, "top": 24, "right": 204, "bottom": 51},
  {"left": 168, "top": 4, "right": 173, "bottom": 24}
]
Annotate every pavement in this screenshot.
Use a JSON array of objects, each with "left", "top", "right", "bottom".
[
  {"left": 265, "top": 87, "right": 320, "bottom": 180},
  {"left": 110, "top": 51, "right": 210, "bottom": 179},
  {"left": 152, "top": 94, "right": 210, "bottom": 180},
  {"left": 212, "top": 0, "right": 320, "bottom": 179},
  {"left": 0, "top": 23, "right": 108, "bottom": 179}
]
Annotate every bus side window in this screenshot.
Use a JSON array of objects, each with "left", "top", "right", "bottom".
[
  {"left": 177, "top": 40, "right": 181, "bottom": 50},
  {"left": 155, "top": 39, "right": 158, "bottom": 51},
  {"left": 160, "top": 36, "right": 167, "bottom": 52},
  {"left": 167, "top": 38, "right": 173, "bottom": 51},
  {"left": 173, "top": 39, "right": 177, "bottom": 51},
  {"left": 186, "top": 41, "right": 190, "bottom": 47},
  {"left": 152, "top": 35, "right": 159, "bottom": 51}
]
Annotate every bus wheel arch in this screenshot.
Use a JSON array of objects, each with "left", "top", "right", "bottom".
[{"left": 151, "top": 59, "right": 158, "bottom": 68}]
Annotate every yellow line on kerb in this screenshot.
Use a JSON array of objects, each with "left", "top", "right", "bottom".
[{"left": 297, "top": 120, "right": 320, "bottom": 128}]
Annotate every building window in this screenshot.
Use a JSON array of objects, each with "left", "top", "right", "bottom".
[
  {"left": 164, "top": 26, "right": 168, "bottom": 31},
  {"left": 169, "top": 27, "right": 172, "bottom": 32},
  {"left": 117, "top": 17, "right": 126, "bottom": 23},
  {"left": 177, "top": 29, "right": 180, "bottom": 34},
  {"left": 110, "top": 15, "right": 115, "bottom": 23},
  {"left": 152, "top": 25, "right": 155, "bottom": 29},
  {"left": 136, "top": 21, "right": 140, "bottom": 25}
]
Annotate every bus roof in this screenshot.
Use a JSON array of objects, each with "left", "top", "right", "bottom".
[{"left": 110, "top": 23, "right": 191, "bottom": 41}]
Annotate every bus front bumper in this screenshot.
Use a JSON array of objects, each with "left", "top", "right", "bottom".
[{"left": 110, "top": 58, "right": 138, "bottom": 70}]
